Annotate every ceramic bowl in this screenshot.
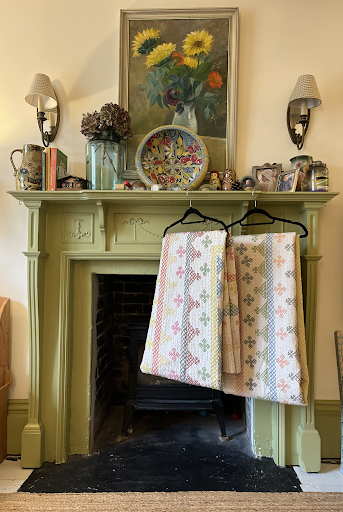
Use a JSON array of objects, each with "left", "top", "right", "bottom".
[{"left": 135, "top": 125, "right": 209, "bottom": 190}]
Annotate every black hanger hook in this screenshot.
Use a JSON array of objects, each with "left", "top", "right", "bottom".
[{"left": 226, "top": 206, "right": 308, "bottom": 238}]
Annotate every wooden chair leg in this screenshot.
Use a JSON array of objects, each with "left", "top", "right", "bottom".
[
  {"left": 214, "top": 404, "right": 227, "bottom": 437},
  {"left": 334, "top": 331, "right": 343, "bottom": 474}
]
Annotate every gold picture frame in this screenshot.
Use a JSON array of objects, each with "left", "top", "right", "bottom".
[
  {"left": 276, "top": 169, "right": 299, "bottom": 192},
  {"left": 119, "top": 8, "right": 239, "bottom": 179},
  {"left": 252, "top": 163, "right": 282, "bottom": 192}
]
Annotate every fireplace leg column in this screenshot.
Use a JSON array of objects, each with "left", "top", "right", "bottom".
[
  {"left": 297, "top": 204, "right": 322, "bottom": 472},
  {"left": 21, "top": 253, "right": 47, "bottom": 467},
  {"left": 21, "top": 204, "right": 48, "bottom": 468},
  {"left": 297, "top": 254, "right": 321, "bottom": 472}
]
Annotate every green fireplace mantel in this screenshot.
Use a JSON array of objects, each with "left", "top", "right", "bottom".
[
  {"left": 9, "top": 189, "right": 339, "bottom": 206},
  {"left": 8, "top": 190, "right": 338, "bottom": 471}
]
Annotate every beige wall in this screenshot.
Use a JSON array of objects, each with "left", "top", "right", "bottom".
[{"left": 0, "top": 0, "right": 342, "bottom": 400}]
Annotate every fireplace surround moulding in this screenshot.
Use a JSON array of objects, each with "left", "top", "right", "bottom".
[{"left": 8, "top": 190, "right": 338, "bottom": 471}]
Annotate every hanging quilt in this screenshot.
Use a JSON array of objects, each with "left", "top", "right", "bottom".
[
  {"left": 140, "top": 230, "right": 241, "bottom": 390},
  {"left": 140, "top": 230, "right": 308, "bottom": 407},
  {"left": 223, "top": 233, "right": 308, "bottom": 406}
]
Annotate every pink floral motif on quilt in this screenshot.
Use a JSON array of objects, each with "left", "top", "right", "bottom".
[
  {"left": 140, "top": 230, "right": 241, "bottom": 390},
  {"left": 141, "top": 230, "right": 308, "bottom": 407}
]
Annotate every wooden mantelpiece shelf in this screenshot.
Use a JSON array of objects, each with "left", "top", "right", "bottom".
[
  {"left": 8, "top": 190, "right": 339, "bottom": 207},
  {"left": 8, "top": 190, "right": 339, "bottom": 471}
]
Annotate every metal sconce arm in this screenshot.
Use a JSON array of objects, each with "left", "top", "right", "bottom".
[
  {"left": 37, "top": 97, "right": 60, "bottom": 148},
  {"left": 287, "top": 106, "right": 310, "bottom": 151}
]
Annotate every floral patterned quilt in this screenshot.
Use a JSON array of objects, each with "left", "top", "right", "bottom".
[
  {"left": 140, "top": 230, "right": 308, "bottom": 406},
  {"left": 223, "top": 233, "right": 308, "bottom": 406},
  {"left": 140, "top": 230, "right": 240, "bottom": 390}
]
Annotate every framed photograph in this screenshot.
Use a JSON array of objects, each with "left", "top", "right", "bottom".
[
  {"left": 119, "top": 8, "right": 239, "bottom": 178},
  {"left": 239, "top": 175, "right": 258, "bottom": 191},
  {"left": 252, "top": 163, "right": 282, "bottom": 192},
  {"left": 276, "top": 169, "right": 299, "bottom": 192}
]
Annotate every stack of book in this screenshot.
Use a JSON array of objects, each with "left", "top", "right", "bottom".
[{"left": 42, "top": 148, "right": 68, "bottom": 190}]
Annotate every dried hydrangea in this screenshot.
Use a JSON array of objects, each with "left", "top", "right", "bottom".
[
  {"left": 80, "top": 111, "right": 101, "bottom": 140},
  {"left": 81, "top": 103, "right": 133, "bottom": 141}
]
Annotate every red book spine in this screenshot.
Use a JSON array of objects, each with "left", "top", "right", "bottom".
[{"left": 49, "top": 148, "right": 57, "bottom": 191}]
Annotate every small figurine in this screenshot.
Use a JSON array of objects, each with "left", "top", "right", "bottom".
[
  {"left": 199, "top": 184, "right": 216, "bottom": 191},
  {"left": 123, "top": 180, "right": 147, "bottom": 190},
  {"left": 210, "top": 170, "right": 221, "bottom": 191},
  {"left": 221, "top": 169, "right": 235, "bottom": 191},
  {"left": 131, "top": 180, "right": 146, "bottom": 190}
]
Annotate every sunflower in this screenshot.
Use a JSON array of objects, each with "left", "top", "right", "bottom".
[
  {"left": 145, "top": 43, "right": 176, "bottom": 68},
  {"left": 132, "top": 28, "right": 160, "bottom": 57},
  {"left": 183, "top": 30, "right": 213, "bottom": 56},
  {"left": 183, "top": 56, "right": 199, "bottom": 69},
  {"left": 208, "top": 71, "right": 223, "bottom": 88}
]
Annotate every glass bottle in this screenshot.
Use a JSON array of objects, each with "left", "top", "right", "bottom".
[
  {"left": 86, "top": 130, "right": 124, "bottom": 190},
  {"left": 308, "top": 161, "right": 329, "bottom": 192},
  {"left": 290, "top": 155, "right": 313, "bottom": 191}
]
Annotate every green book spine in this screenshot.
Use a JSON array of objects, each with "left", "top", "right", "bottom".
[{"left": 56, "top": 149, "right": 68, "bottom": 179}]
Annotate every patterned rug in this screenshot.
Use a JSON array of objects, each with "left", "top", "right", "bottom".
[{"left": 1, "top": 491, "right": 342, "bottom": 511}]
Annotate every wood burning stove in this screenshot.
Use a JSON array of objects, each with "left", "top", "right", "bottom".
[{"left": 121, "top": 324, "right": 227, "bottom": 438}]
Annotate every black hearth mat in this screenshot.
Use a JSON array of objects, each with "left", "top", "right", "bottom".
[{"left": 19, "top": 408, "right": 301, "bottom": 493}]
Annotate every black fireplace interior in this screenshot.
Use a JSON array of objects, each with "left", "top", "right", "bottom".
[
  {"left": 91, "top": 273, "right": 245, "bottom": 449},
  {"left": 17, "top": 275, "right": 304, "bottom": 494},
  {"left": 17, "top": 274, "right": 303, "bottom": 494}
]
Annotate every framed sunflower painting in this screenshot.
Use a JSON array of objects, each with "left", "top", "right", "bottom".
[{"left": 119, "top": 8, "right": 239, "bottom": 178}]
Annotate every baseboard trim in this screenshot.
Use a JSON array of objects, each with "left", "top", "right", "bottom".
[
  {"left": 7, "top": 399, "right": 29, "bottom": 414},
  {"left": 5, "top": 399, "right": 341, "bottom": 458},
  {"left": 7, "top": 399, "right": 29, "bottom": 455},
  {"left": 315, "top": 400, "right": 341, "bottom": 459},
  {"left": 315, "top": 400, "right": 341, "bottom": 414}
]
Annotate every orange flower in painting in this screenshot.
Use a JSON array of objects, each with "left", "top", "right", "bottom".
[
  {"left": 208, "top": 71, "right": 223, "bottom": 89},
  {"left": 172, "top": 52, "right": 184, "bottom": 66}
]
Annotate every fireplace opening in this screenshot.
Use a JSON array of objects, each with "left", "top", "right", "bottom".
[{"left": 90, "top": 274, "right": 246, "bottom": 451}]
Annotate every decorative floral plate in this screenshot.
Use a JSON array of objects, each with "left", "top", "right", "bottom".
[{"left": 135, "top": 125, "right": 209, "bottom": 190}]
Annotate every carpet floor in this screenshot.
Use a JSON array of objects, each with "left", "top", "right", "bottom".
[
  {"left": 1, "top": 491, "right": 343, "bottom": 511},
  {"left": 19, "top": 409, "right": 301, "bottom": 493}
]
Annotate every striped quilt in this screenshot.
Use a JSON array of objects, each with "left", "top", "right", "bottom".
[
  {"left": 223, "top": 233, "right": 308, "bottom": 406},
  {"left": 140, "top": 230, "right": 308, "bottom": 406}
]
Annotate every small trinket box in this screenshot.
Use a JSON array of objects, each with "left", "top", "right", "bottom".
[{"left": 57, "top": 175, "right": 87, "bottom": 190}]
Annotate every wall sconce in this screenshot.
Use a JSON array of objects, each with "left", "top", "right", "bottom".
[
  {"left": 287, "top": 75, "right": 321, "bottom": 150},
  {"left": 25, "top": 73, "right": 60, "bottom": 148}
]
